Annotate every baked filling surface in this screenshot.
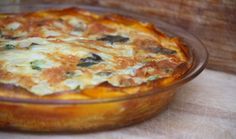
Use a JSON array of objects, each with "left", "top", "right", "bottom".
[{"left": 0, "top": 8, "right": 190, "bottom": 97}]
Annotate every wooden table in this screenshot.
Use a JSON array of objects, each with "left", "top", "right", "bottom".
[{"left": 0, "top": 69, "right": 235, "bottom": 139}]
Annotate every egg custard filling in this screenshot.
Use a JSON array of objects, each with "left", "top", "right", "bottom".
[{"left": 0, "top": 8, "right": 190, "bottom": 96}]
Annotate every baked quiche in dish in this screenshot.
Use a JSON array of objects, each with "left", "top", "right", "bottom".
[
  {"left": 0, "top": 7, "right": 190, "bottom": 99},
  {"left": 0, "top": 6, "right": 207, "bottom": 132}
]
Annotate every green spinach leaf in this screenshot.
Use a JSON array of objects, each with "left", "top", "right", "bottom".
[{"left": 97, "top": 35, "right": 129, "bottom": 44}]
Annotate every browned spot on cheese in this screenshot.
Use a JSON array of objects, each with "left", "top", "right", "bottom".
[
  {"left": 47, "top": 52, "right": 79, "bottom": 71},
  {"left": 102, "top": 14, "right": 138, "bottom": 26},
  {"left": 85, "top": 23, "right": 115, "bottom": 36},
  {"left": 157, "top": 59, "right": 178, "bottom": 69},
  {"left": 60, "top": 55, "right": 79, "bottom": 71},
  {"left": 42, "top": 67, "right": 67, "bottom": 84},
  {"left": 136, "top": 62, "right": 162, "bottom": 77},
  {"left": 42, "top": 54, "right": 80, "bottom": 84},
  {"left": 115, "top": 57, "right": 136, "bottom": 69},
  {"left": 134, "top": 39, "right": 161, "bottom": 52},
  {"left": 0, "top": 61, "right": 4, "bottom": 67},
  {"left": 119, "top": 76, "right": 136, "bottom": 86},
  {"left": 19, "top": 76, "right": 36, "bottom": 88},
  {"left": 0, "top": 69, "right": 15, "bottom": 80}
]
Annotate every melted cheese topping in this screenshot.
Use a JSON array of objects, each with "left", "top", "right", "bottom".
[{"left": 0, "top": 8, "right": 189, "bottom": 96}]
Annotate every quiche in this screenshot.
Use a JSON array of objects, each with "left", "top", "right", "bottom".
[{"left": 0, "top": 8, "right": 190, "bottom": 99}]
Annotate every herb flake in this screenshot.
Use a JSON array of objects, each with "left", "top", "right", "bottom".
[
  {"left": 97, "top": 35, "right": 129, "bottom": 44},
  {"left": 150, "top": 47, "right": 176, "bottom": 55},
  {"left": 160, "top": 48, "right": 176, "bottom": 55},
  {"left": 77, "top": 62, "right": 98, "bottom": 67},
  {"left": 65, "top": 71, "right": 75, "bottom": 78},
  {"left": 0, "top": 30, "right": 2, "bottom": 38},
  {"left": 30, "top": 60, "right": 46, "bottom": 70},
  {"left": 4, "top": 44, "right": 15, "bottom": 50},
  {"left": 96, "top": 71, "right": 112, "bottom": 76},
  {"left": 77, "top": 53, "right": 103, "bottom": 67}
]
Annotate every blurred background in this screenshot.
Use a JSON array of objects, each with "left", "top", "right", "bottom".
[{"left": 1, "top": 0, "right": 236, "bottom": 74}]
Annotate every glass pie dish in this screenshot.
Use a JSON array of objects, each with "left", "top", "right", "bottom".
[{"left": 0, "top": 4, "right": 208, "bottom": 132}]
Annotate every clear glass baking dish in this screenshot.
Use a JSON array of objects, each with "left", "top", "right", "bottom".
[{"left": 0, "top": 4, "right": 208, "bottom": 132}]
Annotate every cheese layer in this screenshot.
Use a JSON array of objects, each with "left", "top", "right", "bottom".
[{"left": 0, "top": 8, "right": 188, "bottom": 95}]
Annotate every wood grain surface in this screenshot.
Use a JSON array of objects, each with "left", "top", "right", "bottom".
[
  {"left": 0, "top": 69, "right": 235, "bottom": 138},
  {"left": 11, "top": 0, "right": 236, "bottom": 74}
]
